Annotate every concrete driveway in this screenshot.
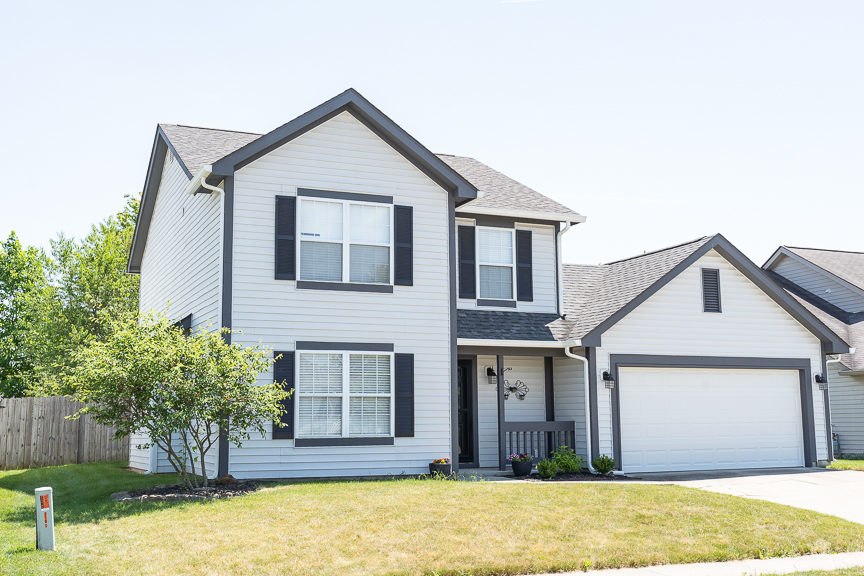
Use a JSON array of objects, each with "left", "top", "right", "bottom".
[{"left": 637, "top": 467, "right": 864, "bottom": 524}]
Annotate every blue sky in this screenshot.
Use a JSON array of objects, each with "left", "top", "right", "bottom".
[{"left": 1, "top": 1, "right": 861, "bottom": 266}]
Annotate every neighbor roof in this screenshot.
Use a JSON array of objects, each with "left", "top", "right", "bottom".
[{"left": 784, "top": 247, "right": 864, "bottom": 291}]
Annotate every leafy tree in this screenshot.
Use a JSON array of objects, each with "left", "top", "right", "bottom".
[
  {"left": 23, "top": 195, "right": 140, "bottom": 394},
  {"left": 70, "top": 313, "right": 290, "bottom": 489},
  {"left": 0, "top": 233, "right": 45, "bottom": 397}
]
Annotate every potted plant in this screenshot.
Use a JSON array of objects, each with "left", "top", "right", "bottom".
[
  {"left": 429, "top": 458, "right": 451, "bottom": 475},
  {"left": 509, "top": 453, "right": 533, "bottom": 477}
]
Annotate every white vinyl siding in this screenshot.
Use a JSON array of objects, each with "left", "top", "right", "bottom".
[
  {"left": 553, "top": 356, "right": 588, "bottom": 460},
  {"left": 595, "top": 250, "right": 827, "bottom": 463},
  {"left": 137, "top": 145, "right": 224, "bottom": 477},
  {"left": 771, "top": 254, "right": 864, "bottom": 314},
  {"left": 475, "top": 356, "right": 548, "bottom": 467},
  {"left": 458, "top": 223, "right": 558, "bottom": 313},
  {"left": 128, "top": 431, "right": 152, "bottom": 472},
  {"left": 229, "top": 111, "right": 451, "bottom": 478},
  {"left": 828, "top": 364, "right": 864, "bottom": 454}
]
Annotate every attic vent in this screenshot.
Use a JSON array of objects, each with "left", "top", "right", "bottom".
[
  {"left": 168, "top": 150, "right": 174, "bottom": 164},
  {"left": 702, "top": 268, "right": 721, "bottom": 313}
]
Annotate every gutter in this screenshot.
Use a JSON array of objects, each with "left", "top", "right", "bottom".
[
  {"left": 456, "top": 338, "right": 581, "bottom": 348},
  {"left": 563, "top": 346, "right": 596, "bottom": 473},
  {"left": 454, "top": 206, "right": 587, "bottom": 224},
  {"left": 184, "top": 165, "right": 222, "bottom": 195}
]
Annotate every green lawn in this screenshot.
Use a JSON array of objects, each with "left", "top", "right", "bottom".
[
  {"left": 788, "top": 570, "right": 864, "bottom": 576},
  {"left": 2, "top": 462, "right": 864, "bottom": 576},
  {"left": 830, "top": 459, "right": 864, "bottom": 471}
]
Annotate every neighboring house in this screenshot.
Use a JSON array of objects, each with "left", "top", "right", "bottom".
[
  {"left": 764, "top": 247, "right": 864, "bottom": 454},
  {"left": 126, "top": 88, "right": 849, "bottom": 478}
]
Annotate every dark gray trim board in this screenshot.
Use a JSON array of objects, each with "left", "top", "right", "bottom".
[
  {"left": 298, "top": 188, "right": 393, "bottom": 204},
  {"left": 497, "top": 354, "right": 506, "bottom": 471},
  {"left": 608, "top": 354, "right": 818, "bottom": 471},
  {"left": 450, "top": 196, "right": 459, "bottom": 472},
  {"left": 210, "top": 88, "right": 478, "bottom": 201},
  {"left": 296, "top": 342, "right": 394, "bottom": 352},
  {"left": 217, "top": 175, "right": 235, "bottom": 478},
  {"left": 295, "top": 437, "right": 395, "bottom": 447},
  {"left": 822, "top": 343, "right": 834, "bottom": 461},
  {"left": 460, "top": 213, "right": 564, "bottom": 228},
  {"left": 579, "top": 234, "right": 850, "bottom": 355},
  {"left": 477, "top": 299, "right": 517, "bottom": 308},
  {"left": 295, "top": 281, "right": 393, "bottom": 293}
]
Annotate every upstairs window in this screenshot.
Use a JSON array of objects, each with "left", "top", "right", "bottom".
[
  {"left": 298, "top": 199, "right": 392, "bottom": 284},
  {"left": 296, "top": 352, "right": 392, "bottom": 438},
  {"left": 702, "top": 268, "right": 722, "bottom": 313},
  {"left": 478, "top": 228, "right": 515, "bottom": 300}
]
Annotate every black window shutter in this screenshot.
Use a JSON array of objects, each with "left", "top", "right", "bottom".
[
  {"left": 394, "top": 205, "right": 413, "bottom": 286},
  {"left": 516, "top": 230, "right": 533, "bottom": 302},
  {"left": 702, "top": 268, "right": 721, "bottom": 313},
  {"left": 458, "top": 226, "right": 476, "bottom": 299},
  {"left": 394, "top": 353, "right": 414, "bottom": 438},
  {"left": 275, "top": 196, "right": 296, "bottom": 280},
  {"left": 272, "top": 351, "right": 294, "bottom": 439}
]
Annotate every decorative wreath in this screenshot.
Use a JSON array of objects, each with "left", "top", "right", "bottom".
[{"left": 503, "top": 379, "right": 529, "bottom": 401}]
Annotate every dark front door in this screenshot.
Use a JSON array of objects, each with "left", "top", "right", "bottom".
[{"left": 457, "top": 359, "right": 475, "bottom": 465}]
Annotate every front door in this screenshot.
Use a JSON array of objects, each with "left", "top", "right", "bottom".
[{"left": 457, "top": 360, "right": 476, "bottom": 465}]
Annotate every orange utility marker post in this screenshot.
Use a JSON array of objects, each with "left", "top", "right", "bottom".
[{"left": 35, "top": 487, "right": 55, "bottom": 551}]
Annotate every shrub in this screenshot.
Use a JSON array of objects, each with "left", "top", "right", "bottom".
[
  {"left": 537, "top": 458, "right": 559, "bottom": 479},
  {"left": 551, "top": 445, "right": 584, "bottom": 473},
  {"left": 592, "top": 454, "right": 616, "bottom": 475}
]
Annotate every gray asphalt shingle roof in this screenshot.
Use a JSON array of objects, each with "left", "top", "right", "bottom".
[
  {"left": 157, "top": 125, "right": 583, "bottom": 220},
  {"left": 785, "top": 247, "right": 864, "bottom": 291},
  {"left": 457, "top": 310, "right": 562, "bottom": 341},
  {"left": 437, "top": 154, "right": 584, "bottom": 220},
  {"left": 159, "top": 124, "right": 261, "bottom": 176}
]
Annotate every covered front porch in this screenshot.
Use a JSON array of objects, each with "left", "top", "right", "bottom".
[{"left": 456, "top": 346, "right": 589, "bottom": 471}]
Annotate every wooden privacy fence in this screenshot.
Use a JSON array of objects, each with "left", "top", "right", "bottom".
[{"left": 0, "top": 396, "right": 129, "bottom": 471}]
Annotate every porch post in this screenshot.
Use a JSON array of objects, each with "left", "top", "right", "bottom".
[{"left": 497, "top": 354, "right": 506, "bottom": 471}]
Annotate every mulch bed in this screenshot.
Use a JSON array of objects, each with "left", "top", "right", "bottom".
[
  {"left": 111, "top": 480, "right": 261, "bottom": 502},
  {"left": 521, "top": 472, "right": 636, "bottom": 482}
]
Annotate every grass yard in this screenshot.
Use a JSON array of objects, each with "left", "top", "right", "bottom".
[
  {"left": 830, "top": 459, "right": 864, "bottom": 471},
  {"left": 2, "top": 462, "right": 864, "bottom": 576},
  {"left": 788, "top": 571, "right": 864, "bottom": 576}
]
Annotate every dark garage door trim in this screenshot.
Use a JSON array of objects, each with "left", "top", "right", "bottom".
[{"left": 608, "top": 355, "right": 817, "bottom": 471}]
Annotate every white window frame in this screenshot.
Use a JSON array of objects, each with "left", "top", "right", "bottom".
[
  {"left": 294, "top": 350, "right": 395, "bottom": 439},
  {"left": 296, "top": 197, "right": 394, "bottom": 285},
  {"left": 476, "top": 226, "right": 517, "bottom": 301}
]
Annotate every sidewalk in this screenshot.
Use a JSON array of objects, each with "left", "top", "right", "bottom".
[{"left": 546, "top": 551, "right": 864, "bottom": 575}]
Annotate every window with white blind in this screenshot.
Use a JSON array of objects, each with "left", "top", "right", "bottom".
[
  {"left": 477, "top": 228, "right": 515, "bottom": 300},
  {"left": 296, "top": 351, "right": 393, "bottom": 438},
  {"left": 298, "top": 199, "right": 392, "bottom": 284}
]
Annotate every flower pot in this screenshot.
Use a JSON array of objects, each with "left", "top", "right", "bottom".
[
  {"left": 511, "top": 459, "right": 532, "bottom": 477},
  {"left": 429, "top": 463, "right": 451, "bottom": 475}
]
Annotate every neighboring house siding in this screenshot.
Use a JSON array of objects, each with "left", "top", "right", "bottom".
[
  {"left": 228, "top": 111, "right": 451, "bottom": 479},
  {"left": 138, "top": 152, "right": 222, "bottom": 331},
  {"left": 128, "top": 431, "right": 151, "bottom": 472},
  {"left": 475, "top": 355, "right": 548, "bottom": 467},
  {"left": 772, "top": 254, "right": 864, "bottom": 313},
  {"left": 455, "top": 220, "right": 558, "bottom": 313},
  {"left": 829, "top": 364, "right": 864, "bottom": 454},
  {"left": 595, "top": 250, "right": 827, "bottom": 462},
  {"left": 552, "top": 356, "right": 588, "bottom": 460}
]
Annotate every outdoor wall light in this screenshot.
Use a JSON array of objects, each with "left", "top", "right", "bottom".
[
  {"left": 602, "top": 371, "right": 616, "bottom": 389},
  {"left": 486, "top": 366, "right": 498, "bottom": 385},
  {"left": 815, "top": 373, "right": 829, "bottom": 390}
]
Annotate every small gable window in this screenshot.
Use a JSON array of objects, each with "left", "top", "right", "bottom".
[{"left": 701, "top": 268, "right": 721, "bottom": 313}]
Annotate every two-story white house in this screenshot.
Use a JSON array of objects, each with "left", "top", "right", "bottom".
[{"left": 127, "top": 89, "right": 850, "bottom": 478}]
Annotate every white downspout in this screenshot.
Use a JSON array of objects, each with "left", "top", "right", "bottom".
[
  {"left": 564, "top": 346, "right": 596, "bottom": 473},
  {"left": 556, "top": 221, "right": 571, "bottom": 317}
]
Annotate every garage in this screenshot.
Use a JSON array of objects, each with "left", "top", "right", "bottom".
[{"left": 618, "top": 367, "right": 805, "bottom": 473}]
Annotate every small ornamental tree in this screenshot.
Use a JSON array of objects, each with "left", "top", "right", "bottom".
[{"left": 69, "top": 312, "right": 290, "bottom": 489}]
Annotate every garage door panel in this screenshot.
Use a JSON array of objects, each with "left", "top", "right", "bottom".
[{"left": 619, "top": 367, "right": 804, "bottom": 473}]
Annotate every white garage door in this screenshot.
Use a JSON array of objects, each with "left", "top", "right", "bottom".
[{"left": 619, "top": 368, "right": 805, "bottom": 473}]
